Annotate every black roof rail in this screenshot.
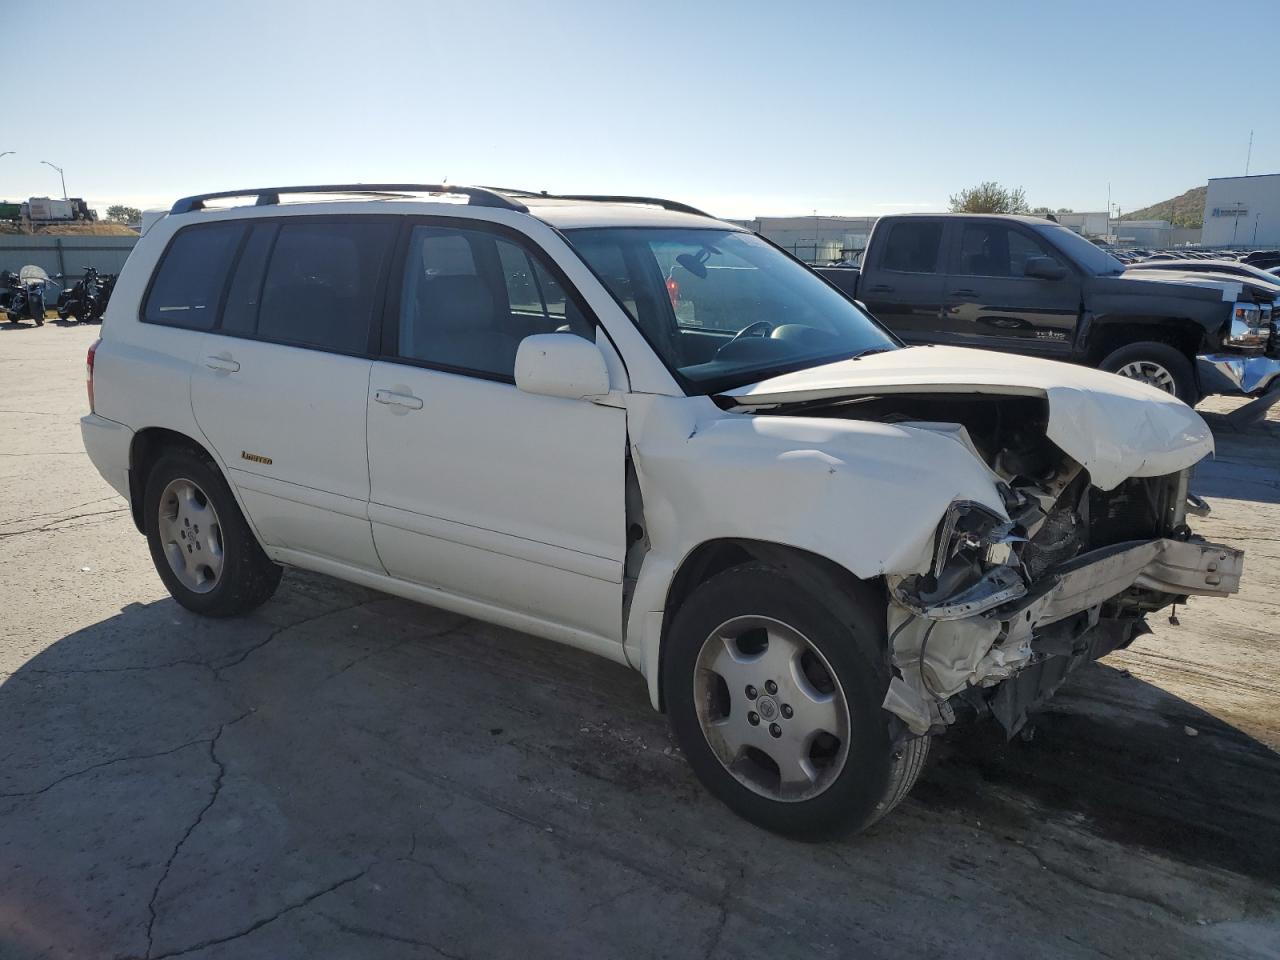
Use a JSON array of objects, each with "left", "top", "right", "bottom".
[
  {"left": 169, "top": 184, "right": 529, "bottom": 215},
  {"left": 478, "top": 187, "right": 711, "bottom": 218},
  {"left": 547, "top": 194, "right": 712, "bottom": 218}
]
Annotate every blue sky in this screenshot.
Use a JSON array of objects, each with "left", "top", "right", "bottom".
[{"left": 3, "top": 0, "right": 1274, "bottom": 218}]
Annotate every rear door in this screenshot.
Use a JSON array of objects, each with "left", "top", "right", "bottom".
[
  {"left": 940, "top": 221, "right": 1081, "bottom": 357},
  {"left": 857, "top": 218, "right": 948, "bottom": 342},
  {"left": 188, "top": 216, "right": 397, "bottom": 570}
]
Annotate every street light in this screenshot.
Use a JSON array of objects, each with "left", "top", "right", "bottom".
[
  {"left": 40, "top": 160, "right": 66, "bottom": 200},
  {"left": 0, "top": 151, "right": 13, "bottom": 160}
]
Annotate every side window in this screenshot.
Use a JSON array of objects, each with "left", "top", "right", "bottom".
[
  {"left": 220, "top": 223, "right": 277, "bottom": 334},
  {"left": 397, "top": 225, "right": 591, "bottom": 378},
  {"left": 879, "top": 221, "right": 943, "bottom": 274},
  {"left": 255, "top": 220, "right": 396, "bottom": 353},
  {"left": 956, "top": 225, "right": 1059, "bottom": 278},
  {"left": 143, "top": 223, "right": 244, "bottom": 328}
]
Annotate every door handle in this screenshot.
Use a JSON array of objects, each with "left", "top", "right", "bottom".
[
  {"left": 867, "top": 284, "right": 894, "bottom": 294},
  {"left": 204, "top": 355, "right": 240, "bottom": 373},
  {"left": 374, "top": 389, "right": 423, "bottom": 410}
]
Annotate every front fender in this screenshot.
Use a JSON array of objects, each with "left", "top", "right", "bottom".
[{"left": 622, "top": 396, "right": 1009, "bottom": 704}]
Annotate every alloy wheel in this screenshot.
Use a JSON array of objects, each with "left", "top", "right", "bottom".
[
  {"left": 157, "top": 477, "right": 224, "bottom": 593},
  {"left": 1115, "top": 360, "right": 1177, "bottom": 395},
  {"left": 693, "top": 615, "right": 851, "bottom": 802}
]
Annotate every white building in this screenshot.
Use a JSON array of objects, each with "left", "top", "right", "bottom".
[
  {"left": 739, "top": 216, "right": 879, "bottom": 263},
  {"left": 1054, "top": 211, "right": 1110, "bottom": 237},
  {"left": 1200, "top": 173, "right": 1280, "bottom": 248}
]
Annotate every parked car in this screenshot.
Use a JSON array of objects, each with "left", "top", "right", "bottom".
[
  {"left": 81, "top": 184, "right": 1244, "bottom": 839},
  {"left": 1124, "top": 257, "right": 1280, "bottom": 288},
  {"left": 814, "top": 214, "right": 1278, "bottom": 403}
]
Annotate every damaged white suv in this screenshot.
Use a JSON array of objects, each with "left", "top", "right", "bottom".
[{"left": 82, "top": 185, "right": 1244, "bottom": 838}]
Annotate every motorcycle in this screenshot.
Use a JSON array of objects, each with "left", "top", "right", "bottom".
[
  {"left": 2, "top": 265, "right": 57, "bottom": 326},
  {"left": 56, "top": 266, "right": 116, "bottom": 323}
]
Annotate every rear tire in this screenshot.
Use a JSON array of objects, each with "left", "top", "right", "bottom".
[
  {"left": 1099, "top": 341, "right": 1196, "bottom": 405},
  {"left": 663, "top": 562, "right": 928, "bottom": 840},
  {"left": 143, "top": 447, "right": 282, "bottom": 617}
]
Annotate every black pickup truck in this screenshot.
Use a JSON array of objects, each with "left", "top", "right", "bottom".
[{"left": 815, "top": 214, "right": 1278, "bottom": 403}]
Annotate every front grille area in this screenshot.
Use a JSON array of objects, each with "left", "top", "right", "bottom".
[{"left": 1087, "top": 471, "right": 1184, "bottom": 548}]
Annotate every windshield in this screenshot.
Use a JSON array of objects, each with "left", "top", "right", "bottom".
[
  {"left": 1034, "top": 223, "right": 1125, "bottom": 276},
  {"left": 565, "top": 227, "right": 896, "bottom": 393}
]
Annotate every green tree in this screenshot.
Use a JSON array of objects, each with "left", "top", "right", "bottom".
[
  {"left": 105, "top": 204, "right": 141, "bottom": 224},
  {"left": 949, "top": 182, "right": 1029, "bottom": 215}
]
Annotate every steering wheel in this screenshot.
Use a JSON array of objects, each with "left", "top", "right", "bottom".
[{"left": 716, "top": 320, "right": 774, "bottom": 356}]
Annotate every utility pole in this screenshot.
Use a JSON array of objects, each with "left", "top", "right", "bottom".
[
  {"left": 1246, "top": 130, "right": 1253, "bottom": 176},
  {"left": 40, "top": 161, "right": 67, "bottom": 200}
]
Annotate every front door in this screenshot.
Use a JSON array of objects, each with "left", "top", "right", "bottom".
[
  {"left": 940, "top": 221, "right": 1081, "bottom": 357},
  {"left": 366, "top": 219, "right": 628, "bottom": 644},
  {"left": 190, "top": 216, "right": 398, "bottom": 570}
]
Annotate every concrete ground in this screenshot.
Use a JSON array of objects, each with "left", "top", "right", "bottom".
[{"left": 2, "top": 320, "right": 1278, "bottom": 960}]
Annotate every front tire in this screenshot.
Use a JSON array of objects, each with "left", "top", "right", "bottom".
[
  {"left": 144, "top": 448, "right": 282, "bottom": 617},
  {"left": 663, "top": 563, "right": 928, "bottom": 840},
  {"left": 1099, "top": 341, "right": 1197, "bottom": 405}
]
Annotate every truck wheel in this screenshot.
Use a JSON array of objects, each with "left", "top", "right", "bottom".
[
  {"left": 143, "top": 447, "right": 282, "bottom": 617},
  {"left": 663, "top": 562, "right": 928, "bottom": 840},
  {"left": 1099, "top": 341, "right": 1196, "bottom": 405}
]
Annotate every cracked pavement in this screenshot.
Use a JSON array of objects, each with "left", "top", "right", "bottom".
[{"left": 2, "top": 324, "right": 1279, "bottom": 959}]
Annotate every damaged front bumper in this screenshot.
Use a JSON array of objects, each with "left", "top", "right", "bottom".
[{"left": 883, "top": 536, "right": 1244, "bottom": 737}]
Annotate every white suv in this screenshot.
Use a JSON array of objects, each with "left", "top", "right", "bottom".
[{"left": 82, "top": 184, "right": 1243, "bottom": 838}]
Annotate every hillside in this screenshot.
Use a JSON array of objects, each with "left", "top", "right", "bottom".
[{"left": 1119, "top": 185, "right": 1206, "bottom": 228}]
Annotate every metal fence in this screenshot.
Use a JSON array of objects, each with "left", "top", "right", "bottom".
[{"left": 0, "top": 235, "right": 138, "bottom": 281}]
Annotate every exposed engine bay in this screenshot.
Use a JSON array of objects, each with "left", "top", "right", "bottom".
[{"left": 786, "top": 392, "right": 1245, "bottom": 738}]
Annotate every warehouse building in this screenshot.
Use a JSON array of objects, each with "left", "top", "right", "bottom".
[
  {"left": 1200, "top": 173, "right": 1280, "bottom": 248},
  {"left": 736, "top": 215, "right": 878, "bottom": 263}
]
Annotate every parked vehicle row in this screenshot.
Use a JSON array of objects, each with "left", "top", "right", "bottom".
[
  {"left": 814, "top": 214, "right": 1278, "bottom": 403},
  {"left": 80, "top": 184, "right": 1244, "bottom": 839},
  {"left": 1, "top": 265, "right": 116, "bottom": 325}
]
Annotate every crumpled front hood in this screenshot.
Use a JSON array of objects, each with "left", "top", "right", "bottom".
[{"left": 722, "top": 346, "right": 1214, "bottom": 490}]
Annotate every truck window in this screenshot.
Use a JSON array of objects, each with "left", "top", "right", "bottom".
[
  {"left": 880, "top": 222, "right": 943, "bottom": 273},
  {"left": 956, "top": 224, "right": 1059, "bottom": 278}
]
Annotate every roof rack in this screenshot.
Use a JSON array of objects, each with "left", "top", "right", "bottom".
[
  {"left": 169, "top": 184, "right": 529, "bottom": 215},
  {"left": 481, "top": 188, "right": 711, "bottom": 219}
]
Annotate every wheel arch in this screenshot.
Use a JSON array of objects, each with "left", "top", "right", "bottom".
[
  {"left": 655, "top": 538, "right": 885, "bottom": 712},
  {"left": 1085, "top": 314, "right": 1210, "bottom": 366},
  {"left": 127, "top": 427, "right": 223, "bottom": 534}
]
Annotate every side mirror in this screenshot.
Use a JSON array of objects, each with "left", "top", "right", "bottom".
[
  {"left": 515, "top": 333, "right": 610, "bottom": 400},
  {"left": 1024, "top": 256, "right": 1067, "bottom": 281}
]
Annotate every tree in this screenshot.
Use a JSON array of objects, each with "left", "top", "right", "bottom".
[
  {"left": 105, "top": 205, "right": 141, "bottom": 224},
  {"left": 948, "top": 182, "right": 1029, "bottom": 215}
]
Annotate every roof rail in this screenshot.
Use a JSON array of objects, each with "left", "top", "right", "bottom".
[
  {"left": 479, "top": 187, "right": 711, "bottom": 219},
  {"left": 169, "top": 184, "right": 529, "bottom": 215},
  {"left": 546, "top": 194, "right": 712, "bottom": 218}
]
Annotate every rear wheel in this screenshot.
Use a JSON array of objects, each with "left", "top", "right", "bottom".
[
  {"left": 144, "top": 448, "right": 282, "bottom": 617},
  {"left": 663, "top": 563, "right": 928, "bottom": 839},
  {"left": 1099, "top": 341, "right": 1196, "bottom": 405}
]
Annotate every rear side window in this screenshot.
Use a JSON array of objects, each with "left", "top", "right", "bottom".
[
  {"left": 221, "top": 223, "right": 277, "bottom": 334},
  {"left": 143, "top": 223, "right": 245, "bottom": 328},
  {"left": 255, "top": 220, "right": 396, "bottom": 354},
  {"left": 880, "top": 221, "right": 943, "bottom": 274}
]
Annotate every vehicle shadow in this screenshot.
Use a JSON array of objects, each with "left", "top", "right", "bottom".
[
  {"left": 912, "top": 658, "right": 1280, "bottom": 885},
  {"left": 1194, "top": 410, "right": 1280, "bottom": 505},
  {"left": 2, "top": 572, "right": 1278, "bottom": 957}
]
